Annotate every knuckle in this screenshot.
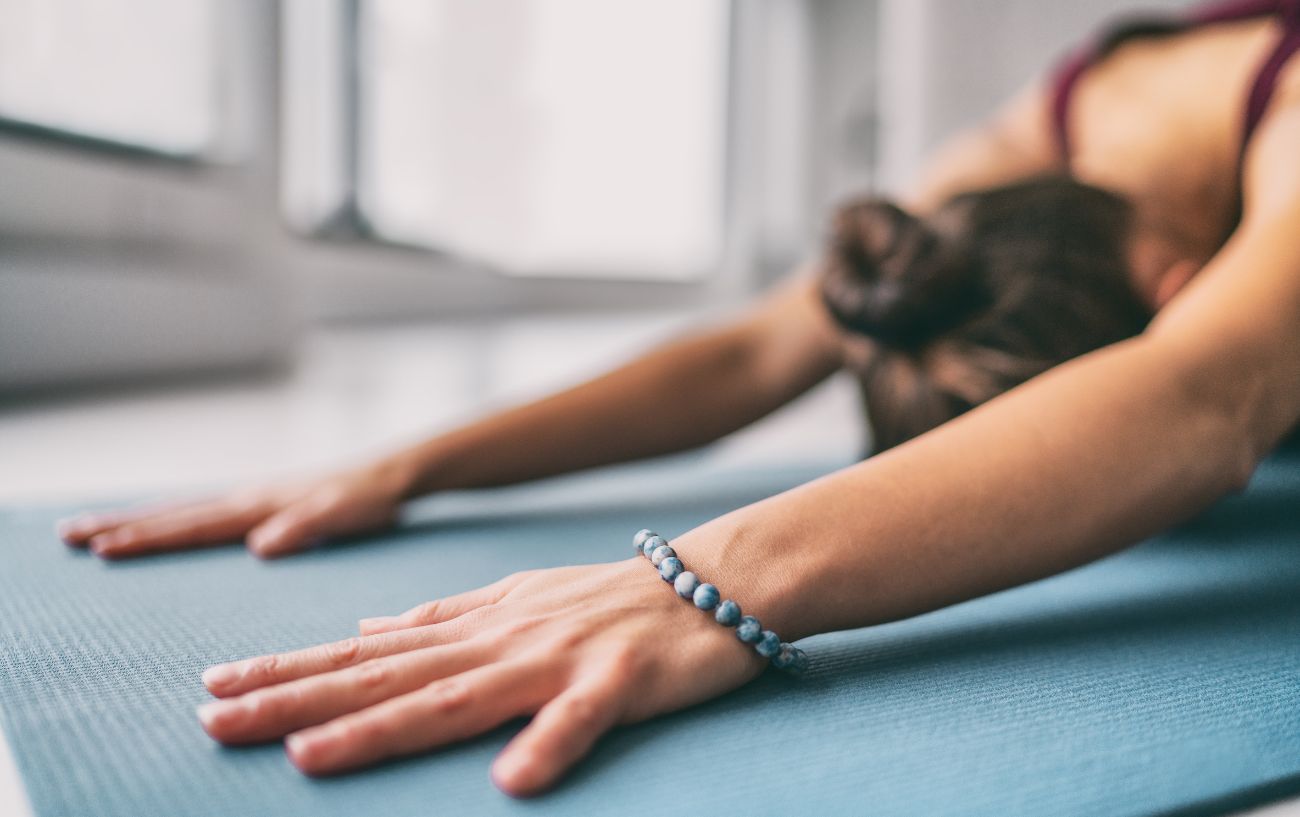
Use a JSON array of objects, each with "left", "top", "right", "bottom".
[
  {"left": 505, "top": 569, "right": 537, "bottom": 585},
  {"left": 602, "top": 645, "right": 646, "bottom": 683},
  {"left": 352, "top": 660, "right": 392, "bottom": 689},
  {"left": 423, "top": 678, "right": 472, "bottom": 714},
  {"left": 271, "top": 508, "right": 310, "bottom": 532},
  {"left": 249, "top": 654, "right": 280, "bottom": 681},
  {"left": 310, "top": 484, "right": 349, "bottom": 512},
  {"left": 322, "top": 637, "right": 364, "bottom": 668},
  {"left": 498, "top": 613, "right": 550, "bottom": 639},
  {"left": 443, "top": 604, "right": 497, "bottom": 637},
  {"left": 247, "top": 686, "right": 296, "bottom": 719},
  {"left": 496, "top": 571, "right": 536, "bottom": 599},
  {"left": 556, "top": 694, "right": 602, "bottom": 729},
  {"left": 545, "top": 621, "right": 594, "bottom": 653},
  {"left": 276, "top": 507, "right": 316, "bottom": 533},
  {"left": 460, "top": 627, "right": 504, "bottom": 654},
  {"left": 243, "top": 692, "right": 273, "bottom": 720},
  {"left": 336, "top": 714, "right": 385, "bottom": 745},
  {"left": 113, "top": 523, "right": 145, "bottom": 542},
  {"left": 408, "top": 600, "right": 441, "bottom": 623}
]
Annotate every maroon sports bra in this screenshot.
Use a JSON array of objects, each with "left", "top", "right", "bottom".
[{"left": 1050, "top": 0, "right": 1300, "bottom": 166}]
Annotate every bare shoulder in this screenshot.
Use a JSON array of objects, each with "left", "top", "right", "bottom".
[
  {"left": 908, "top": 83, "right": 1062, "bottom": 211},
  {"left": 985, "top": 82, "right": 1060, "bottom": 163},
  {"left": 1242, "top": 59, "right": 1300, "bottom": 219},
  {"left": 1147, "top": 73, "right": 1300, "bottom": 454}
]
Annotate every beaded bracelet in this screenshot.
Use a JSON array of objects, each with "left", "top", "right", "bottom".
[{"left": 632, "top": 529, "right": 809, "bottom": 675}]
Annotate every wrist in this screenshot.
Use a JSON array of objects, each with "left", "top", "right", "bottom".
[
  {"left": 395, "top": 426, "right": 498, "bottom": 497},
  {"left": 666, "top": 505, "right": 831, "bottom": 643},
  {"left": 368, "top": 447, "right": 433, "bottom": 501},
  {"left": 629, "top": 532, "right": 810, "bottom": 673}
]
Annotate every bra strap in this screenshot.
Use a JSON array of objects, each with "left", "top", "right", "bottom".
[{"left": 1240, "top": 0, "right": 1300, "bottom": 164}]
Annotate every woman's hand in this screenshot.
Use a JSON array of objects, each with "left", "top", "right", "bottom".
[
  {"left": 57, "top": 459, "right": 414, "bottom": 559},
  {"left": 194, "top": 558, "right": 767, "bottom": 796}
]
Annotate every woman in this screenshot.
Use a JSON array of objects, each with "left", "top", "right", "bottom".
[{"left": 57, "top": 0, "right": 1300, "bottom": 797}]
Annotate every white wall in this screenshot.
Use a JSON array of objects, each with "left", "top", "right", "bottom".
[
  {"left": 876, "top": 0, "right": 1195, "bottom": 194},
  {"left": 0, "top": 1, "right": 295, "bottom": 391}
]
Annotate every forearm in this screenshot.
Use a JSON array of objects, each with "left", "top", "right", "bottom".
[
  {"left": 382, "top": 283, "right": 840, "bottom": 496},
  {"left": 690, "top": 147, "right": 1300, "bottom": 644},
  {"left": 675, "top": 333, "right": 1265, "bottom": 641},
  {"left": 396, "top": 332, "right": 788, "bottom": 493}
]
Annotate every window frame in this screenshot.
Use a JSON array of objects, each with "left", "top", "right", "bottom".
[
  {"left": 281, "top": 0, "right": 758, "bottom": 292},
  {"left": 0, "top": 0, "right": 875, "bottom": 330}
]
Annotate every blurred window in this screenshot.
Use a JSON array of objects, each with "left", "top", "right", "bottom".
[
  {"left": 0, "top": 0, "right": 218, "bottom": 156},
  {"left": 354, "top": 0, "right": 730, "bottom": 279}
]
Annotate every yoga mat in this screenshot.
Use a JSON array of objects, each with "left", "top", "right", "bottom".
[{"left": 2, "top": 453, "right": 1300, "bottom": 817}]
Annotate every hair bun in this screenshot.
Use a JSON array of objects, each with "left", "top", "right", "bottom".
[{"left": 820, "top": 198, "right": 984, "bottom": 350}]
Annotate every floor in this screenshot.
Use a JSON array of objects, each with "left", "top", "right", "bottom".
[
  {"left": 1, "top": 315, "right": 1295, "bottom": 816},
  {"left": 0, "top": 313, "right": 864, "bottom": 506}
]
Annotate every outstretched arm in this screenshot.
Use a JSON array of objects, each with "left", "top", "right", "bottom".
[
  {"left": 58, "top": 78, "right": 1059, "bottom": 560},
  {"left": 680, "top": 89, "right": 1300, "bottom": 639},
  {"left": 59, "top": 273, "right": 842, "bottom": 557},
  {"left": 392, "top": 274, "right": 843, "bottom": 495}
]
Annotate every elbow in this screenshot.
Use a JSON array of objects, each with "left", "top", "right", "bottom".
[
  {"left": 1218, "top": 432, "right": 1260, "bottom": 496},
  {"left": 1190, "top": 396, "right": 1258, "bottom": 498},
  {"left": 1141, "top": 332, "right": 1270, "bottom": 496}
]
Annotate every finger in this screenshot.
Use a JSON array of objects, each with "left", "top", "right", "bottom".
[
  {"left": 56, "top": 498, "right": 210, "bottom": 546},
  {"left": 202, "top": 622, "right": 476, "bottom": 698},
  {"left": 198, "top": 638, "right": 493, "bottom": 745},
  {"left": 285, "top": 659, "right": 554, "bottom": 776},
  {"left": 358, "top": 573, "right": 530, "bottom": 635},
  {"left": 244, "top": 498, "right": 336, "bottom": 559},
  {"left": 491, "top": 659, "right": 631, "bottom": 797},
  {"left": 86, "top": 499, "right": 274, "bottom": 559}
]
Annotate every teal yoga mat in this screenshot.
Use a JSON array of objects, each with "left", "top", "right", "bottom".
[{"left": 2, "top": 454, "right": 1299, "bottom": 817}]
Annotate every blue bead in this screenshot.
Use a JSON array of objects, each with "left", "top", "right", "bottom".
[
  {"left": 642, "top": 535, "right": 666, "bottom": 560},
  {"left": 736, "top": 616, "right": 763, "bottom": 643},
  {"left": 772, "top": 643, "right": 797, "bottom": 670},
  {"left": 755, "top": 630, "right": 781, "bottom": 658},
  {"left": 789, "top": 647, "right": 810, "bottom": 674},
  {"left": 714, "top": 599, "right": 741, "bottom": 626},
  {"left": 693, "top": 583, "right": 720, "bottom": 611},
  {"left": 650, "top": 544, "right": 676, "bottom": 566},
  {"left": 674, "top": 571, "right": 699, "bottom": 599},
  {"left": 658, "top": 557, "right": 684, "bottom": 582},
  {"left": 633, "top": 529, "right": 656, "bottom": 554}
]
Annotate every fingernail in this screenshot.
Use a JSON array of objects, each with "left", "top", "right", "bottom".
[
  {"left": 196, "top": 701, "right": 226, "bottom": 729},
  {"left": 285, "top": 733, "right": 308, "bottom": 757},
  {"left": 492, "top": 754, "right": 534, "bottom": 794},
  {"left": 358, "top": 617, "right": 394, "bottom": 632},
  {"left": 246, "top": 530, "right": 272, "bottom": 554},
  {"left": 202, "top": 664, "right": 239, "bottom": 690},
  {"left": 286, "top": 730, "right": 332, "bottom": 768}
]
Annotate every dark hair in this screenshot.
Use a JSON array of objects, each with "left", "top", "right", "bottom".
[{"left": 820, "top": 175, "right": 1151, "bottom": 454}]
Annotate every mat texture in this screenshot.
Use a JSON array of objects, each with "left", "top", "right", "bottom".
[{"left": 2, "top": 454, "right": 1300, "bottom": 817}]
